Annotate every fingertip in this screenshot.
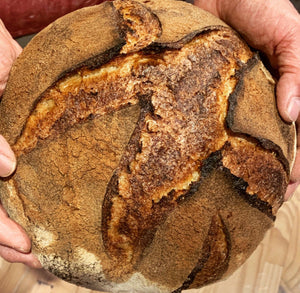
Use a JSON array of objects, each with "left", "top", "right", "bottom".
[
  {"left": 284, "top": 181, "right": 298, "bottom": 201},
  {"left": 276, "top": 73, "right": 300, "bottom": 122},
  {"left": 29, "top": 255, "right": 43, "bottom": 269},
  {"left": 0, "top": 154, "right": 16, "bottom": 177},
  {"left": 0, "top": 135, "right": 15, "bottom": 160},
  {"left": 0, "top": 245, "right": 42, "bottom": 269},
  {"left": 0, "top": 206, "right": 31, "bottom": 253},
  {"left": 286, "top": 97, "right": 300, "bottom": 122},
  {"left": 0, "top": 135, "right": 16, "bottom": 177}
]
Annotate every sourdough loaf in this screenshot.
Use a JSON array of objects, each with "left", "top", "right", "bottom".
[{"left": 0, "top": 0, "right": 296, "bottom": 292}]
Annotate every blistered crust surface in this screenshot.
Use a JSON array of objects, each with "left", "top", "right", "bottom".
[{"left": 0, "top": 0, "right": 226, "bottom": 146}]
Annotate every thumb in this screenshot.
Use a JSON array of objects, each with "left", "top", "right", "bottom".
[
  {"left": 276, "top": 71, "right": 300, "bottom": 123},
  {"left": 0, "top": 135, "right": 16, "bottom": 177}
]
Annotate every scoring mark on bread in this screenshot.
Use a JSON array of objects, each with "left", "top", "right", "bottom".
[
  {"left": 222, "top": 136, "right": 287, "bottom": 215},
  {"left": 173, "top": 213, "right": 230, "bottom": 292}
]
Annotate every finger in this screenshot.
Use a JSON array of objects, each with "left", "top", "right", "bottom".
[
  {"left": 0, "top": 19, "right": 22, "bottom": 52},
  {"left": 276, "top": 68, "right": 300, "bottom": 123},
  {"left": 0, "top": 135, "right": 16, "bottom": 177},
  {"left": 284, "top": 113, "right": 300, "bottom": 200},
  {"left": 0, "top": 245, "right": 42, "bottom": 269},
  {"left": 285, "top": 181, "right": 299, "bottom": 200},
  {"left": 289, "top": 134, "right": 300, "bottom": 183},
  {"left": 0, "top": 205, "right": 31, "bottom": 253},
  {"left": 194, "top": 0, "right": 220, "bottom": 17},
  {"left": 0, "top": 20, "right": 23, "bottom": 97},
  {"left": 285, "top": 152, "right": 300, "bottom": 200}
]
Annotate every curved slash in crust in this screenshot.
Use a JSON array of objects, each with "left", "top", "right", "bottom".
[
  {"left": 202, "top": 150, "right": 278, "bottom": 220},
  {"left": 173, "top": 213, "right": 231, "bottom": 292},
  {"left": 221, "top": 137, "right": 287, "bottom": 216},
  {"left": 226, "top": 54, "right": 296, "bottom": 174}
]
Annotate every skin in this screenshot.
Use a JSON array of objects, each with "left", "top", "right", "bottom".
[{"left": 0, "top": 0, "right": 299, "bottom": 268}]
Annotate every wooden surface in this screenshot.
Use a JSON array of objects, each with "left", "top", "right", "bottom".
[{"left": 1, "top": 189, "right": 300, "bottom": 293}]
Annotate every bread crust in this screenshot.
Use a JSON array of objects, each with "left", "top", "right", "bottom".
[{"left": 0, "top": 0, "right": 296, "bottom": 292}]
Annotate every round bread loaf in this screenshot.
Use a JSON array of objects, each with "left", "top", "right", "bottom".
[{"left": 0, "top": 0, "right": 296, "bottom": 292}]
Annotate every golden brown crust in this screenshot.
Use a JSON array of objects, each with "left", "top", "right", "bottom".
[
  {"left": 222, "top": 136, "right": 288, "bottom": 215},
  {"left": 0, "top": 0, "right": 296, "bottom": 292}
]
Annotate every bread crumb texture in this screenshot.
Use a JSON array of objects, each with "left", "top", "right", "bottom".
[{"left": 0, "top": 0, "right": 295, "bottom": 292}]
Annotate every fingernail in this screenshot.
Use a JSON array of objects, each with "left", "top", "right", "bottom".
[
  {"left": 32, "top": 256, "right": 42, "bottom": 268},
  {"left": 15, "top": 246, "right": 31, "bottom": 253},
  {"left": 284, "top": 181, "right": 298, "bottom": 201},
  {"left": 286, "top": 97, "right": 300, "bottom": 122},
  {"left": 0, "top": 135, "right": 15, "bottom": 160},
  {"left": 0, "top": 154, "right": 16, "bottom": 177}
]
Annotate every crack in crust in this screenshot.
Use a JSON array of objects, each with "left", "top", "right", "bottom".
[
  {"left": 173, "top": 213, "right": 231, "bottom": 292},
  {"left": 222, "top": 136, "right": 288, "bottom": 215}
]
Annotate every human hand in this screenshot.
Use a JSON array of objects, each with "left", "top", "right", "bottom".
[
  {"left": 0, "top": 20, "right": 41, "bottom": 268},
  {"left": 194, "top": 0, "right": 300, "bottom": 199},
  {"left": 0, "top": 205, "right": 42, "bottom": 268},
  {"left": 0, "top": 18, "right": 19, "bottom": 177},
  {"left": 0, "top": 19, "right": 22, "bottom": 96}
]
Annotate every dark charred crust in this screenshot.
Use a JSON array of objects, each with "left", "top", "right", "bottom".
[
  {"left": 226, "top": 53, "right": 295, "bottom": 174},
  {"left": 173, "top": 213, "right": 231, "bottom": 292},
  {"left": 223, "top": 166, "right": 275, "bottom": 220},
  {"left": 258, "top": 138, "right": 290, "bottom": 174},
  {"left": 72, "top": 43, "right": 126, "bottom": 72},
  {"left": 137, "top": 92, "right": 156, "bottom": 115},
  {"left": 152, "top": 26, "right": 227, "bottom": 50},
  {"left": 113, "top": 0, "right": 162, "bottom": 53},
  {"left": 200, "top": 151, "right": 223, "bottom": 179},
  {"left": 101, "top": 172, "right": 120, "bottom": 253},
  {"left": 201, "top": 152, "right": 276, "bottom": 220},
  {"left": 226, "top": 54, "right": 292, "bottom": 174},
  {"left": 226, "top": 54, "right": 259, "bottom": 130},
  {"left": 176, "top": 180, "right": 201, "bottom": 203}
]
